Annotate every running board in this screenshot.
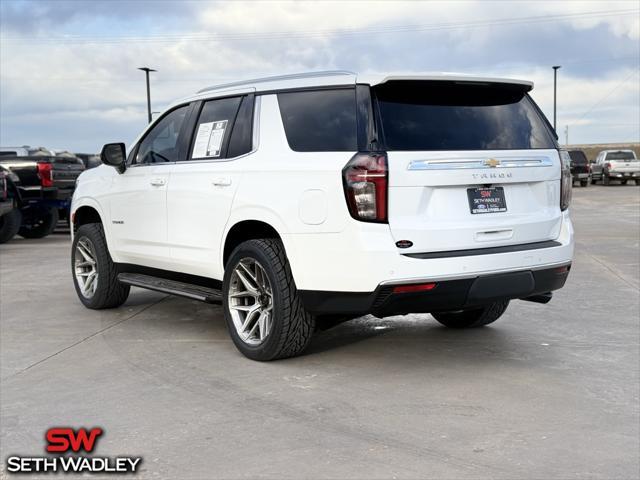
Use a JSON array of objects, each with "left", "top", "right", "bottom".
[{"left": 117, "top": 273, "right": 222, "bottom": 304}]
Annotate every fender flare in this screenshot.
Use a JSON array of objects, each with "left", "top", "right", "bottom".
[{"left": 221, "top": 207, "right": 304, "bottom": 287}]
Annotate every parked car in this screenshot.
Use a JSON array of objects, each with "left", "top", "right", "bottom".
[
  {"left": 0, "top": 146, "right": 56, "bottom": 157},
  {"left": 71, "top": 71, "right": 574, "bottom": 361},
  {"left": 75, "top": 153, "right": 102, "bottom": 169},
  {"left": 0, "top": 165, "right": 22, "bottom": 243},
  {"left": 591, "top": 150, "right": 640, "bottom": 185},
  {"left": 568, "top": 150, "right": 590, "bottom": 187},
  {"left": 0, "top": 149, "right": 84, "bottom": 238},
  {"left": 0, "top": 147, "right": 30, "bottom": 158}
]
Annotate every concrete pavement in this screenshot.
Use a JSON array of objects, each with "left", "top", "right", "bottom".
[{"left": 1, "top": 184, "right": 638, "bottom": 479}]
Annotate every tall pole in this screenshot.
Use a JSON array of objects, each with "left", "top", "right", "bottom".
[
  {"left": 552, "top": 65, "right": 561, "bottom": 132},
  {"left": 138, "top": 67, "right": 156, "bottom": 124}
]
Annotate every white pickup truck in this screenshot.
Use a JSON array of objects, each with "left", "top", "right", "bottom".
[{"left": 591, "top": 150, "right": 640, "bottom": 185}]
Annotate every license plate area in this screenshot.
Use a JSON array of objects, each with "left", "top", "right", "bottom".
[{"left": 467, "top": 187, "right": 507, "bottom": 214}]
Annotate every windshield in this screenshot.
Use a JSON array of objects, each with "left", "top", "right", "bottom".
[
  {"left": 374, "top": 81, "right": 556, "bottom": 151},
  {"left": 605, "top": 151, "right": 636, "bottom": 161}
]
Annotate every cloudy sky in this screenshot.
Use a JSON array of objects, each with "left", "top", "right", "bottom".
[{"left": 1, "top": 0, "right": 638, "bottom": 152}]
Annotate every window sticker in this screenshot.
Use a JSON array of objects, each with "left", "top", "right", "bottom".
[{"left": 192, "top": 120, "right": 228, "bottom": 158}]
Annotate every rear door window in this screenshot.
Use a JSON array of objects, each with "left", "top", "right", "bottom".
[
  {"left": 375, "top": 81, "right": 556, "bottom": 151},
  {"left": 278, "top": 89, "right": 357, "bottom": 152},
  {"left": 191, "top": 97, "right": 242, "bottom": 159}
]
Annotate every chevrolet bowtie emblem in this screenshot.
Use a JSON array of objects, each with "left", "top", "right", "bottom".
[{"left": 484, "top": 158, "right": 501, "bottom": 168}]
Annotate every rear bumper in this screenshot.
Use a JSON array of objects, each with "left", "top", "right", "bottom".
[
  {"left": 19, "top": 186, "right": 74, "bottom": 201},
  {"left": 284, "top": 211, "right": 574, "bottom": 292},
  {"left": 300, "top": 264, "right": 571, "bottom": 317},
  {"left": 607, "top": 171, "right": 639, "bottom": 178}
]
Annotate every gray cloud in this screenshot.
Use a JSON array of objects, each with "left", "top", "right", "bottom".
[
  {"left": 0, "top": 0, "right": 199, "bottom": 34},
  {"left": 1, "top": 0, "right": 638, "bottom": 151}
]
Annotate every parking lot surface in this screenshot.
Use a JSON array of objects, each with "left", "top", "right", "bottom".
[{"left": 1, "top": 185, "right": 639, "bottom": 479}]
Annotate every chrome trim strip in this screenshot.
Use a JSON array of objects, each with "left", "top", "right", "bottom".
[
  {"left": 408, "top": 156, "right": 554, "bottom": 171},
  {"left": 402, "top": 240, "right": 561, "bottom": 259}
]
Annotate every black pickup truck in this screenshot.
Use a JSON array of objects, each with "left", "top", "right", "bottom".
[
  {"left": 568, "top": 150, "right": 591, "bottom": 187},
  {"left": 0, "top": 154, "right": 84, "bottom": 238}
]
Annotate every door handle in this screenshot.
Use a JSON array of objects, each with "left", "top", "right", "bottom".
[
  {"left": 150, "top": 177, "right": 166, "bottom": 187},
  {"left": 212, "top": 177, "right": 232, "bottom": 187}
]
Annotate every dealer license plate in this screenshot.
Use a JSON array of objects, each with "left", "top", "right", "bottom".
[{"left": 467, "top": 187, "right": 507, "bottom": 214}]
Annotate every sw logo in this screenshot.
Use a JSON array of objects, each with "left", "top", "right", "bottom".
[
  {"left": 5, "top": 427, "right": 142, "bottom": 474},
  {"left": 46, "top": 427, "right": 103, "bottom": 453}
]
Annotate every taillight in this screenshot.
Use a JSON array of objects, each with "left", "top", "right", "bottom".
[
  {"left": 559, "top": 150, "right": 572, "bottom": 211},
  {"left": 605, "top": 162, "right": 612, "bottom": 170},
  {"left": 37, "top": 162, "right": 54, "bottom": 187},
  {"left": 342, "top": 152, "right": 388, "bottom": 223}
]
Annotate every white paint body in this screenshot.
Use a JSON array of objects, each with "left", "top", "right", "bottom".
[{"left": 72, "top": 71, "right": 574, "bottom": 293}]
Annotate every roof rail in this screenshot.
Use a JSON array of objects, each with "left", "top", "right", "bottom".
[{"left": 197, "top": 70, "right": 355, "bottom": 94}]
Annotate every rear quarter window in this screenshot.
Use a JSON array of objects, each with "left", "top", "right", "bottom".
[
  {"left": 375, "top": 81, "right": 556, "bottom": 151},
  {"left": 277, "top": 89, "right": 357, "bottom": 152}
]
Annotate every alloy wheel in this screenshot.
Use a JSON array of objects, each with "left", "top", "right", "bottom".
[
  {"left": 228, "top": 258, "right": 273, "bottom": 345},
  {"left": 74, "top": 237, "right": 99, "bottom": 298}
]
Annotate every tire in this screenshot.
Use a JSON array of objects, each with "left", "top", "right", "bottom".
[
  {"left": 621, "top": 180, "right": 627, "bottom": 185},
  {"left": 580, "top": 179, "right": 588, "bottom": 187},
  {"left": 635, "top": 179, "right": 640, "bottom": 186},
  {"left": 19, "top": 207, "right": 58, "bottom": 239},
  {"left": 0, "top": 209, "right": 22, "bottom": 244},
  {"left": 603, "top": 175, "right": 610, "bottom": 186},
  {"left": 432, "top": 300, "right": 510, "bottom": 328},
  {"left": 223, "top": 238, "right": 315, "bottom": 361},
  {"left": 71, "top": 223, "right": 130, "bottom": 309},
  {"left": 590, "top": 177, "right": 597, "bottom": 185}
]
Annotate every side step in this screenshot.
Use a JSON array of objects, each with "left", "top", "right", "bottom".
[{"left": 117, "top": 273, "right": 222, "bottom": 304}]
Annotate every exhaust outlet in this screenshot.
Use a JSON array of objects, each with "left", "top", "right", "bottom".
[{"left": 521, "top": 292, "right": 553, "bottom": 304}]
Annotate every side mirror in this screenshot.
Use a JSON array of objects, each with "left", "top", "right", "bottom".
[{"left": 100, "top": 143, "right": 126, "bottom": 173}]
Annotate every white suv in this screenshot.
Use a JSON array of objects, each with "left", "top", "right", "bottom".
[{"left": 71, "top": 71, "right": 574, "bottom": 361}]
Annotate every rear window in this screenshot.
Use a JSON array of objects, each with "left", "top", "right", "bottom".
[
  {"left": 375, "top": 81, "right": 556, "bottom": 151},
  {"left": 278, "top": 89, "right": 357, "bottom": 152},
  {"left": 568, "top": 151, "right": 588, "bottom": 164},
  {"left": 605, "top": 151, "right": 636, "bottom": 160}
]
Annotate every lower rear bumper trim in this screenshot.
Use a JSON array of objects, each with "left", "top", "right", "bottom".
[{"left": 299, "top": 264, "right": 571, "bottom": 317}]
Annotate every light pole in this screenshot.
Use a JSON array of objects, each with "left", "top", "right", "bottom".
[
  {"left": 138, "top": 67, "right": 156, "bottom": 124},
  {"left": 552, "top": 65, "right": 561, "bottom": 132}
]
